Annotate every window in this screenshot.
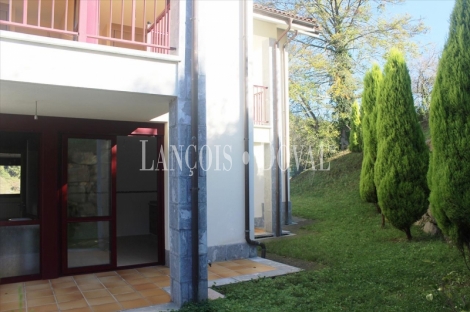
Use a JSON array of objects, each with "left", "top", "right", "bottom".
[{"left": 0, "top": 154, "right": 21, "bottom": 195}]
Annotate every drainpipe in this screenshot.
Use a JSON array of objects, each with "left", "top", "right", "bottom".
[
  {"left": 273, "top": 19, "right": 292, "bottom": 237},
  {"left": 282, "top": 31, "right": 297, "bottom": 225},
  {"left": 191, "top": 0, "right": 200, "bottom": 301},
  {"left": 243, "top": 0, "right": 266, "bottom": 258}
]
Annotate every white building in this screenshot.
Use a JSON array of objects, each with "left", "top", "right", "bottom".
[{"left": 0, "top": 0, "right": 319, "bottom": 306}]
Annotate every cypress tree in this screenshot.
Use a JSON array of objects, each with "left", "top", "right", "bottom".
[
  {"left": 360, "top": 65, "right": 382, "bottom": 206},
  {"left": 374, "top": 49, "right": 429, "bottom": 240},
  {"left": 428, "top": 0, "right": 470, "bottom": 255},
  {"left": 349, "top": 101, "right": 362, "bottom": 152}
]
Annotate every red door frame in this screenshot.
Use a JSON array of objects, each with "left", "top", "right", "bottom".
[
  {"left": 60, "top": 134, "right": 117, "bottom": 275},
  {"left": 0, "top": 114, "right": 166, "bottom": 284}
]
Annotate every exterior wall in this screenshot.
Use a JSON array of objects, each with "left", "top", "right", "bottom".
[{"left": 200, "top": 0, "right": 247, "bottom": 253}]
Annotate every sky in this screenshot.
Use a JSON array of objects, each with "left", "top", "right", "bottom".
[{"left": 387, "top": 0, "right": 456, "bottom": 50}]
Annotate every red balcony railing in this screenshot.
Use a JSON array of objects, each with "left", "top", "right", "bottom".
[
  {"left": 0, "top": 0, "right": 172, "bottom": 54},
  {"left": 254, "top": 85, "right": 269, "bottom": 125}
]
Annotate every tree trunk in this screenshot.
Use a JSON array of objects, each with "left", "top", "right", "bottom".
[
  {"left": 340, "top": 127, "right": 349, "bottom": 150},
  {"left": 381, "top": 214, "right": 385, "bottom": 228},
  {"left": 404, "top": 227, "right": 412, "bottom": 240},
  {"left": 375, "top": 203, "right": 381, "bottom": 214}
]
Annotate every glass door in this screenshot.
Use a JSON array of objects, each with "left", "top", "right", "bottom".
[{"left": 61, "top": 136, "right": 116, "bottom": 273}]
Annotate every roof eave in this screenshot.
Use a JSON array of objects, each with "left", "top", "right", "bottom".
[{"left": 253, "top": 12, "right": 320, "bottom": 38}]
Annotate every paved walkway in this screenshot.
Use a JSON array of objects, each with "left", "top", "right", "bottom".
[{"left": 0, "top": 258, "right": 301, "bottom": 312}]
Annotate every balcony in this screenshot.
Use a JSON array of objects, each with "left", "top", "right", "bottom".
[
  {"left": 253, "top": 85, "right": 269, "bottom": 126},
  {"left": 0, "top": 0, "right": 171, "bottom": 54}
]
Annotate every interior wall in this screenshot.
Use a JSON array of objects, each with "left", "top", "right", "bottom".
[{"left": 116, "top": 136, "right": 158, "bottom": 237}]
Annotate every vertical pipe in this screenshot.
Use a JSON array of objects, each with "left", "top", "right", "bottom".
[
  {"left": 8, "top": 0, "right": 12, "bottom": 21},
  {"left": 142, "top": 0, "right": 146, "bottom": 42},
  {"left": 120, "top": 0, "right": 124, "bottom": 39},
  {"left": 65, "top": 0, "right": 68, "bottom": 31},
  {"left": 51, "top": 0, "right": 55, "bottom": 28},
  {"left": 131, "top": 0, "right": 135, "bottom": 41},
  {"left": 97, "top": 0, "right": 100, "bottom": 36},
  {"left": 23, "top": 0, "right": 27, "bottom": 24},
  {"left": 191, "top": 0, "right": 200, "bottom": 301},
  {"left": 109, "top": 0, "right": 112, "bottom": 38},
  {"left": 38, "top": 0, "right": 41, "bottom": 26},
  {"left": 244, "top": 0, "right": 266, "bottom": 258}
]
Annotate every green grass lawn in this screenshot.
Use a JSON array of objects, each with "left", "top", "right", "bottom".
[{"left": 181, "top": 151, "right": 469, "bottom": 311}]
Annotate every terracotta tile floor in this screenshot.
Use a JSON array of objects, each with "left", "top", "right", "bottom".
[{"left": 0, "top": 259, "right": 275, "bottom": 312}]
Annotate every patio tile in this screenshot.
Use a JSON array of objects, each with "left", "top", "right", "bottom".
[
  {"left": 208, "top": 273, "right": 222, "bottom": 281},
  {"left": 94, "top": 272, "right": 117, "bottom": 278},
  {"left": 27, "top": 295, "right": 56, "bottom": 307},
  {"left": 25, "top": 284, "right": 51, "bottom": 292},
  {"left": 50, "top": 277, "right": 74, "bottom": 285},
  {"left": 140, "top": 271, "right": 164, "bottom": 278},
  {"left": 25, "top": 280, "right": 49, "bottom": 287},
  {"left": 113, "top": 292, "right": 142, "bottom": 302},
  {"left": 101, "top": 281, "right": 127, "bottom": 289},
  {"left": 120, "top": 274, "right": 144, "bottom": 281},
  {"left": 90, "top": 302, "right": 122, "bottom": 312},
  {"left": 54, "top": 286, "right": 80, "bottom": 295},
  {"left": 126, "top": 278, "right": 150, "bottom": 286},
  {"left": 107, "top": 286, "right": 134, "bottom": 295},
  {"left": 52, "top": 282, "right": 77, "bottom": 289},
  {"left": 82, "top": 290, "right": 110, "bottom": 299},
  {"left": 73, "top": 275, "right": 96, "bottom": 281},
  {"left": 138, "top": 288, "right": 167, "bottom": 298},
  {"left": 146, "top": 276, "right": 169, "bottom": 283},
  {"left": 75, "top": 279, "right": 101, "bottom": 286},
  {"left": 131, "top": 283, "right": 157, "bottom": 291},
  {"left": 97, "top": 277, "right": 121, "bottom": 284},
  {"left": 153, "top": 280, "right": 171, "bottom": 288},
  {"left": 78, "top": 284, "right": 104, "bottom": 292},
  {"left": 63, "top": 308, "right": 92, "bottom": 312},
  {"left": 0, "top": 300, "right": 24, "bottom": 312},
  {"left": 119, "top": 298, "right": 150, "bottom": 310},
  {"left": 26, "top": 289, "right": 54, "bottom": 300},
  {"left": 86, "top": 295, "right": 116, "bottom": 306},
  {"left": 0, "top": 294, "right": 22, "bottom": 304},
  {"left": 55, "top": 292, "right": 84, "bottom": 303},
  {"left": 26, "top": 303, "right": 58, "bottom": 312},
  {"left": 145, "top": 294, "right": 171, "bottom": 305},
  {"left": 57, "top": 299, "right": 88, "bottom": 311},
  {"left": 114, "top": 292, "right": 142, "bottom": 302},
  {"left": 214, "top": 270, "right": 241, "bottom": 278}
]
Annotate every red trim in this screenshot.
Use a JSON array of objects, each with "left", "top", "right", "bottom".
[
  {"left": 0, "top": 220, "right": 40, "bottom": 226},
  {"left": 0, "top": 114, "right": 165, "bottom": 283},
  {"left": 61, "top": 134, "right": 116, "bottom": 275},
  {"left": 0, "top": 274, "right": 41, "bottom": 285},
  {"left": 156, "top": 135, "right": 166, "bottom": 265}
]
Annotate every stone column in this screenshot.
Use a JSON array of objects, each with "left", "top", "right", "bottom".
[{"left": 168, "top": 0, "right": 208, "bottom": 306}]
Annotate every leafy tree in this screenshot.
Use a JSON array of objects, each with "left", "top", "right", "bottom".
[
  {"left": 348, "top": 101, "right": 362, "bottom": 152},
  {"left": 409, "top": 46, "right": 439, "bottom": 122},
  {"left": 428, "top": 0, "right": 470, "bottom": 257},
  {"left": 374, "top": 49, "right": 429, "bottom": 240},
  {"left": 360, "top": 64, "right": 382, "bottom": 207},
  {"left": 262, "top": 0, "right": 427, "bottom": 150}
]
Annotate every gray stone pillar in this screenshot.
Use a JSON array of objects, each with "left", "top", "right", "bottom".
[{"left": 169, "top": 0, "right": 208, "bottom": 306}]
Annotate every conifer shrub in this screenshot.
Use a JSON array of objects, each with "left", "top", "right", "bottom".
[
  {"left": 428, "top": 0, "right": 470, "bottom": 254},
  {"left": 348, "top": 101, "right": 362, "bottom": 152},
  {"left": 374, "top": 49, "right": 429, "bottom": 240},
  {"left": 360, "top": 65, "right": 382, "bottom": 204}
]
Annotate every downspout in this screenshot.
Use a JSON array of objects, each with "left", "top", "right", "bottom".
[
  {"left": 282, "top": 31, "right": 297, "bottom": 225},
  {"left": 191, "top": 0, "right": 200, "bottom": 301},
  {"left": 273, "top": 19, "right": 292, "bottom": 237},
  {"left": 244, "top": 0, "right": 266, "bottom": 258}
]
